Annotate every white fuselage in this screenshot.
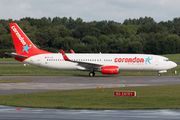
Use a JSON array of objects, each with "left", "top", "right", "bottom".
[{"left": 23, "top": 53, "right": 177, "bottom": 72}]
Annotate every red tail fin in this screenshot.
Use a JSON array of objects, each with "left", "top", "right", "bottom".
[{"left": 9, "top": 23, "right": 51, "bottom": 61}]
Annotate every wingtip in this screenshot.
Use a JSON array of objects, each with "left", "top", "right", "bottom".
[
  {"left": 60, "top": 49, "right": 63, "bottom": 53},
  {"left": 60, "top": 49, "right": 70, "bottom": 61},
  {"left": 70, "top": 49, "right": 75, "bottom": 54}
]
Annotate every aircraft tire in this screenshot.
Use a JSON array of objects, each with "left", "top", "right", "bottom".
[
  {"left": 157, "top": 73, "right": 161, "bottom": 77},
  {"left": 89, "top": 72, "right": 95, "bottom": 77}
]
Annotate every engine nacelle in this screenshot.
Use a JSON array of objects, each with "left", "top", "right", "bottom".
[{"left": 101, "top": 66, "right": 119, "bottom": 74}]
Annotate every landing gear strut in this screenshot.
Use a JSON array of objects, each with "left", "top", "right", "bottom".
[
  {"left": 157, "top": 73, "right": 161, "bottom": 77},
  {"left": 89, "top": 72, "right": 95, "bottom": 77}
]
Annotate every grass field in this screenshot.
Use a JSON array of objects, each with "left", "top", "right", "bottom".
[
  {"left": 0, "top": 79, "right": 29, "bottom": 83},
  {"left": 0, "top": 58, "right": 19, "bottom": 63},
  {"left": 0, "top": 85, "right": 180, "bottom": 109},
  {"left": 0, "top": 65, "right": 179, "bottom": 76},
  {"left": 162, "top": 54, "right": 180, "bottom": 62}
]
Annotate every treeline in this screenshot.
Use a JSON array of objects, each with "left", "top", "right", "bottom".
[{"left": 1, "top": 16, "right": 180, "bottom": 57}]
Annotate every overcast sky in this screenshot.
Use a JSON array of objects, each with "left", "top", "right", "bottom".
[{"left": 1, "top": 0, "right": 180, "bottom": 23}]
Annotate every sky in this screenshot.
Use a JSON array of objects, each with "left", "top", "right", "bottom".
[{"left": 1, "top": 0, "right": 180, "bottom": 23}]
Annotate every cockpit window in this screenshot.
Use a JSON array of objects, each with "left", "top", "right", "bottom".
[{"left": 164, "top": 59, "right": 170, "bottom": 62}]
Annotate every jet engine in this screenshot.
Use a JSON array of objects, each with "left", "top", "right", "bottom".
[{"left": 100, "top": 66, "right": 119, "bottom": 74}]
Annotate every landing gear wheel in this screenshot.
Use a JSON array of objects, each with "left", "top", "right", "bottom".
[
  {"left": 157, "top": 73, "right": 161, "bottom": 77},
  {"left": 89, "top": 72, "right": 95, "bottom": 77},
  {"left": 89, "top": 72, "right": 93, "bottom": 77}
]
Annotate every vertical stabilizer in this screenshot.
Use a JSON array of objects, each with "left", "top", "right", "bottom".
[{"left": 9, "top": 23, "right": 51, "bottom": 61}]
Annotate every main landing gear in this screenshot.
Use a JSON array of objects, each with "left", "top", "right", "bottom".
[{"left": 89, "top": 72, "right": 95, "bottom": 77}]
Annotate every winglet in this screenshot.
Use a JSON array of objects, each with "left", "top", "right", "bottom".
[
  {"left": 70, "top": 49, "right": 75, "bottom": 54},
  {"left": 60, "top": 49, "right": 70, "bottom": 61}
]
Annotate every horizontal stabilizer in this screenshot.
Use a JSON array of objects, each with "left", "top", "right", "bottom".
[{"left": 5, "top": 52, "right": 28, "bottom": 58}]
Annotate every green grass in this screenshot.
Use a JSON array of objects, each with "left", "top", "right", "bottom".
[
  {"left": 162, "top": 54, "right": 180, "bottom": 62},
  {"left": 0, "top": 65, "right": 92, "bottom": 76},
  {"left": 0, "top": 79, "right": 29, "bottom": 83},
  {"left": 1, "top": 85, "right": 180, "bottom": 109},
  {"left": 0, "top": 58, "right": 19, "bottom": 63},
  {"left": 0, "top": 65, "right": 179, "bottom": 76}
]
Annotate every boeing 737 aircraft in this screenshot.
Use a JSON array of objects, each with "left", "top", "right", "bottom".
[{"left": 8, "top": 23, "right": 177, "bottom": 77}]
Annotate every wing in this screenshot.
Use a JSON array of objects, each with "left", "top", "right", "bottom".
[{"left": 60, "top": 49, "right": 103, "bottom": 69}]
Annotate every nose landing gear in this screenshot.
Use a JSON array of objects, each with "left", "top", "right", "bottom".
[
  {"left": 157, "top": 73, "right": 161, "bottom": 77},
  {"left": 157, "top": 70, "right": 167, "bottom": 77}
]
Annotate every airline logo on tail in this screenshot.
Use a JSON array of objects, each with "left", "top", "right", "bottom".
[
  {"left": 11, "top": 26, "right": 26, "bottom": 45},
  {"left": 11, "top": 26, "right": 31, "bottom": 53},
  {"left": 22, "top": 44, "right": 31, "bottom": 53}
]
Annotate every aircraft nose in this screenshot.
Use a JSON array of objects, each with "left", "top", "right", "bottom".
[{"left": 171, "top": 62, "right": 177, "bottom": 68}]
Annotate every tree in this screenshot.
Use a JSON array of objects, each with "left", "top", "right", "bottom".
[
  {"left": 149, "top": 25, "right": 164, "bottom": 33},
  {"left": 73, "top": 43, "right": 91, "bottom": 53},
  {"left": 0, "top": 34, "right": 13, "bottom": 49},
  {"left": 48, "top": 25, "right": 70, "bottom": 41},
  {"left": 73, "top": 26, "right": 100, "bottom": 39},
  {"left": 123, "top": 16, "right": 156, "bottom": 26},
  {"left": 119, "top": 25, "right": 139, "bottom": 37},
  {"left": 52, "top": 37, "right": 79, "bottom": 51},
  {"left": 52, "top": 37, "right": 64, "bottom": 49},
  {"left": 126, "top": 41, "right": 143, "bottom": 53},
  {"left": 0, "top": 24, "right": 8, "bottom": 35},
  {"left": 137, "top": 25, "right": 150, "bottom": 34},
  {"left": 98, "top": 35, "right": 111, "bottom": 44},
  {"left": 82, "top": 36, "right": 98, "bottom": 45},
  {"left": 95, "top": 20, "right": 107, "bottom": 30},
  {"left": 101, "top": 25, "right": 112, "bottom": 35},
  {"left": 165, "top": 34, "right": 180, "bottom": 53},
  {"left": 2, "top": 16, "right": 180, "bottom": 57}
]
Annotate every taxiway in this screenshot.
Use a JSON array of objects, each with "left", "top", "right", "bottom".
[
  {"left": 1, "top": 75, "right": 180, "bottom": 119},
  {"left": 0, "top": 75, "right": 180, "bottom": 95}
]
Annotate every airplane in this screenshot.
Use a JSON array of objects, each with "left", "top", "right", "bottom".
[{"left": 8, "top": 23, "right": 177, "bottom": 77}]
